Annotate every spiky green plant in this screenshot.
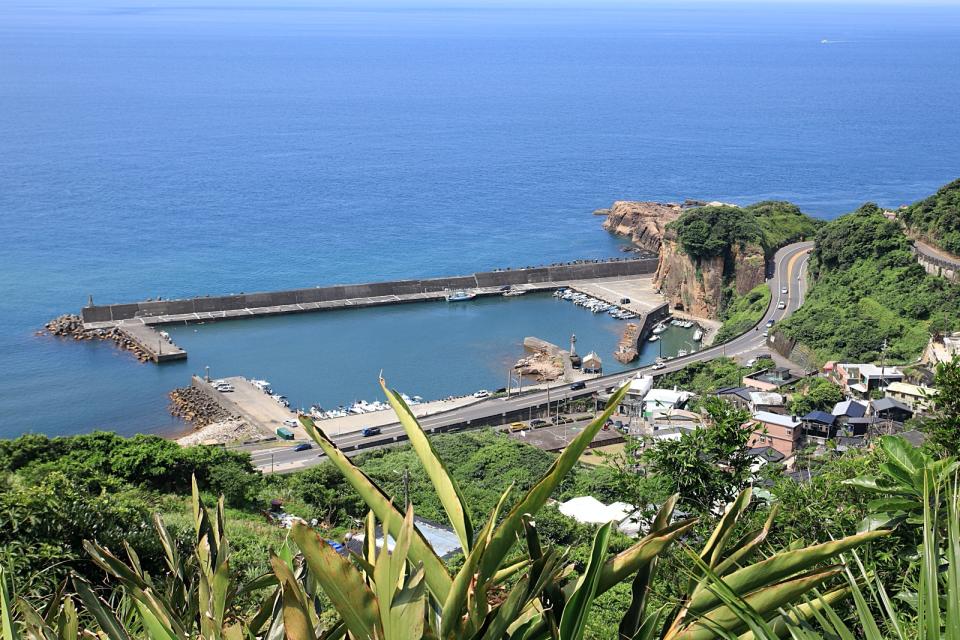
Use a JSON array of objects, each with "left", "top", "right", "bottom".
[{"left": 0, "top": 381, "right": 890, "bottom": 640}]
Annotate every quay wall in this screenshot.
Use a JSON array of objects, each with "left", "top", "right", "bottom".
[{"left": 81, "top": 258, "right": 658, "bottom": 324}]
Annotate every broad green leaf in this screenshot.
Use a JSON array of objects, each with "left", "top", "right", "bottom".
[
  {"left": 672, "top": 569, "right": 842, "bottom": 640},
  {"left": 687, "top": 530, "right": 889, "bottom": 616},
  {"left": 382, "top": 379, "right": 474, "bottom": 552},
  {"left": 559, "top": 522, "right": 613, "bottom": 640},
  {"left": 596, "top": 518, "right": 697, "bottom": 595},
  {"left": 270, "top": 553, "right": 316, "bottom": 640},
  {"left": 72, "top": 578, "right": 132, "bottom": 640},
  {"left": 0, "top": 567, "right": 20, "bottom": 640},
  {"left": 479, "top": 382, "right": 630, "bottom": 581},
  {"left": 880, "top": 436, "right": 925, "bottom": 478},
  {"left": 132, "top": 599, "right": 179, "bottom": 640},
  {"left": 299, "top": 416, "right": 453, "bottom": 602},
  {"left": 619, "top": 495, "right": 678, "bottom": 640},
  {"left": 291, "top": 522, "right": 383, "bottom": 640}
]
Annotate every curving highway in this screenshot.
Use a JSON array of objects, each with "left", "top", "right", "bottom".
[{"left": 250, "top": 241, "right": 813, "bottom": 473}]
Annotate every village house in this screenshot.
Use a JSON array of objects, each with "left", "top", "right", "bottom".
[
  {"left": 742, "top": 366, "right": 800, "bottom": 392},
  {"left": 831, "top": 399, "right": 867, "bottom": 424},
  {"left": 870, "top": 397, "right": 914, "bottom": 423},
  {"left": 747, "top": 411, "right": 802, "bottom": 458},
  {"left": 884, "top": 381, "right": 937, "bottom": 414},
  {"left": 716, "top": 387, "right": 786, "bottom": 414},
  {"left": 801, "top": 410, "right": 838, "bottom": 444},
  {"left": 827, "top": 362, "right": 903, "bottom": 398}
]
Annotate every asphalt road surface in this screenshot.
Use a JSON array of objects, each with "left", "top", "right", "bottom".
[{"left": 248, "top": 241, "right": 813, "bottom": 473}]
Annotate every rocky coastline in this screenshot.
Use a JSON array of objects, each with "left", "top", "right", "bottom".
[
  {"left": 40, "top": 314, "right": 154, "bottom": 362},
  {"left": 168, "top": 386, "right": 234, "bottom": 426}
]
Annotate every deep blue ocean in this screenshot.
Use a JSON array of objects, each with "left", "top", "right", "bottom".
[{"left": 2, "top": 2, "right": 960, "bottom": 439}]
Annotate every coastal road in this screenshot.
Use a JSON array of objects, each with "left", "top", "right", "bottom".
[{"left": 249, "top": 241, "right": 813, "bottom": 473}]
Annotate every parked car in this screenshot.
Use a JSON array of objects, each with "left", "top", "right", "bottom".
[
  {"left": 473, "top": 389, "right": 490, "bottom": 399},
  {"left": 509, "top": 421, "right": 526, "bottom": 432},
  {"left": 294, "top": 443, "right": 313, "bottom": 452},
  {"left": 620, "top": 297, "right": 631, "bottom": 304},
  {"left": 283, "top": 418, "right": 298, "bottom": 428},
  {"left": 551, "top": 415, "right": 574, "bottom": 425},
  {"left": 530, "top": 419, "right": 549, "bottom": 428},
  {"left": 361, "top": 426, "right": 381, "bottom": 437},
  {"left": 216, "top": 385, "right": 234, "bottom": 392},
  {"left": 569, "top": 381, "right": 587, "bottom": 391}
]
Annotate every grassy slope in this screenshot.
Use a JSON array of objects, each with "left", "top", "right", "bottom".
[{"left": 716, "top": 283, "right": 771, "bottom": 343}]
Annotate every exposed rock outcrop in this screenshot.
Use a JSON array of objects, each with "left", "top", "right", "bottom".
[
  {"left": 598, "top": 201, "right": 685, "bottom": 253},
  {"left": 653, "top": 234, "right": 765, "bottom": 319},
  {"left": 514, "top": 348, "right": 564, "bottom": 382}
]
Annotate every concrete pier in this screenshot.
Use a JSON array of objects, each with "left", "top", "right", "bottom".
[
  {"left": 116, "top": 321, "right": 187, "bottom": 362},
  {"left": 191, "top": 375, "right": 303, "bottom": 439}
]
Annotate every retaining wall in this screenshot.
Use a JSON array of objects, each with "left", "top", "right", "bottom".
[
  {"left": 81, "top": 258, "right": 658, "bottom": 324},
  {"left": 915, "top": 249, "right": 959, "bottom": 282}
]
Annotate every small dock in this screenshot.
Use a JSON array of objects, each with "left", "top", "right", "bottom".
[
  {"left": 192, "top": 375, "right": 304, "bottom": 439},
  {"left": 116, "top": 321, "right": 187, "bottom": 362}
]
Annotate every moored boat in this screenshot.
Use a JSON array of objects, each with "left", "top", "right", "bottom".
[{"left": 446, "top": 289, "right": 477, "bottom": 302}]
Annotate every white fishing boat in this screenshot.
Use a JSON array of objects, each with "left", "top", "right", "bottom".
[
  {"left": 648, "top": 335, "right": 660, "bottom": 342},
  {"left": 653, "top": 323, "right": 667, "bottom": 334},
  {"left": 677, "top": 349, "right": 688, "bottom": 357},
  {"left": 503, "top": 289, "right": 526, "bottom": 297},
  {"left": 446, "top": 289, "right": 477, "bottom": 302},
  {"left": 693, "top": 328, "right": 703, "bottom": 341}
]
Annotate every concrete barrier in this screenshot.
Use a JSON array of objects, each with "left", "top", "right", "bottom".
[{"left": 82, "top": 258, "right": 658, "bottom": 324}]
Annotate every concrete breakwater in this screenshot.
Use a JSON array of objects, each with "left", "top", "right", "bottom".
[
  {"left": 80, "top": 258, "right": 658, "bottom": 325},
  {"left": 169, "top": 386, "right": 235, "bottom": 426},
  {"left": 42, "top": 314, "right": 158, "bottom": 363}
]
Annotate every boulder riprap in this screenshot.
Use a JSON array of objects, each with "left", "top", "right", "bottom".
[
  {"left": 41, "top": 314, "right": 154, "bottom": 362},
  {"left": 169, "top": 386, "right": 234, "bottom": 426}
]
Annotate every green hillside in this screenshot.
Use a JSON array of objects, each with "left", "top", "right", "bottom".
[
  {"left": 670, "top": 200, "right": 820, "bottom": 260},
  {"left": 898, "top": 178, "right": 960, "bottom": 255},
  {"left": 776, "top": 202, "right": 960, "bottom": 363}
]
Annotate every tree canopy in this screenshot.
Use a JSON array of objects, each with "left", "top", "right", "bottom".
[{"left": 898, "top": 177, "right": 960, "bottom": 255}]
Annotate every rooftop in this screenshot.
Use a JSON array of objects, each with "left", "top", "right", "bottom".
[
  {"left": 832, "top": 400, "right": 867, "bottom": 418},
  {"left": 749, "top": 391, "right": 784, "bottom": 406},
  {"left": 752, "top": 411, "right": 801, "bottom": 429},
  {"left": 886, "top": 381, "right": 936, "bottom": 397},
  {"left": 803, "top": 410, "right": 837, "bottom": 426},
  {"left": 840, "top": 363, "right": 903, "bottom": 379},
  {"left": 872, "top": 397, "right": 912, "bottom": 414}
]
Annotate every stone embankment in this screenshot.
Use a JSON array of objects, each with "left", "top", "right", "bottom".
[
  {"left": 176, "top": 419, "right": 262, "bottom": 447},
  {"left": 41, "top": 314, "right": 154, "bottom": 362},
  {"left": 615, "top": 322, "right": 641, "bottom": 363},
  {"left": 169, "top": 386, "right": 235, "bottom": 426}
]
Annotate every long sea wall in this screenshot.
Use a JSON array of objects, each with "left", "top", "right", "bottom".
[{"left": 81, "top": 258, "right": 658, "bottom": 324}]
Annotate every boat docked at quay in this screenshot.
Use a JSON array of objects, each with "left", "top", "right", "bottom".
[{"left": 445, "top": 289, "right": 477, "bottom": 302}]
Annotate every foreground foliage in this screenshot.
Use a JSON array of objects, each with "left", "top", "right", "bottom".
[{"left": 1, "top": 380, "right": 892, "bottom": 640}]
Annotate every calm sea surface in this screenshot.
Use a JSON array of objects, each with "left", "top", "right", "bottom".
[{"left": 2, "top": 2, "right": 960, "bottom": 438}]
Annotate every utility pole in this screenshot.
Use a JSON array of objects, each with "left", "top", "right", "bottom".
[
  {"left": 506, "top": 368, "right": 512, "bottom": 399},
  {"left": 403, "top": 468, "right": 410, "bottom": 509},
  {"left": 271, "top": 453, "right": 274, "bottom": 474}
]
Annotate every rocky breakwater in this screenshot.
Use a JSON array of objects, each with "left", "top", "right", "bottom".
[
  {"left": 169, "top": 386, "right": 262, "bottom": 446},
  {"left": 41, "top": 314, "right": 154, "bottom": 362},
  {"left": 654, "top": 230, "right": 765, "bottom": 318}
]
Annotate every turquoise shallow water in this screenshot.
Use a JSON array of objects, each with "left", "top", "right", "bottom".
[{"left": 2, "top": 2, "right": 960, "bottom": 437}]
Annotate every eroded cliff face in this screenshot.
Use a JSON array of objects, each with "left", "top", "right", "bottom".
[
  {"left": 653, "top": 233, "right": 766, "bottom": 318},
  {"left": 599, "top": 201, "right": 684, "bottom": 253},
  {"left": 600, "top": 200, "right": 767, "bottom": 320}
]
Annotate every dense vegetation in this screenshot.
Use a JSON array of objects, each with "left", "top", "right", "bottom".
[
  {"left": 776, "top": 201, "right": 960, "bottom": 363},
  {"left": 715, "top": 282, "right": 770, "bottom": 343},
  {"left": 670, "top": 200, "right": 820, "bottom": 260},
  {"left": 898, "top": 177, "right": 960, "bottom": 255},
  {"left": 656, "top": 355, "right": 773, "bottom": 395},
  {"left": 6, "top": 367, "right": 960, "bottom": 638}
]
